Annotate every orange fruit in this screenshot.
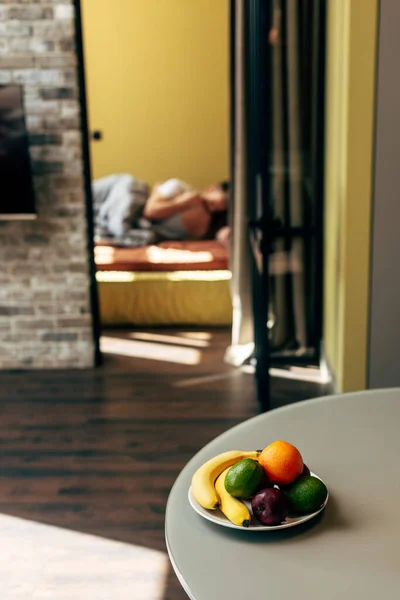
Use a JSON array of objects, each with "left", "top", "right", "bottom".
[{"left": 259, "top": 441, "right": 303, "bottom": 485}]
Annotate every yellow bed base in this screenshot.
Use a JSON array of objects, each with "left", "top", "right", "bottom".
[{"left": 96, "top": 270, "right": 233, "bottom": 326}]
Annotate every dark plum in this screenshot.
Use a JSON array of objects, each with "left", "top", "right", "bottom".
[
  {"left": 251, "top": 488, "right": 289, "bottom": 526},
  {"left": 302, "top": 464, "right": 311, "bottom": 477}
]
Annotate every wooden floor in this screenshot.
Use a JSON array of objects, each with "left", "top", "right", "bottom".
[{"left": 0, "top": 328, "right": 329, "bottom": 599}]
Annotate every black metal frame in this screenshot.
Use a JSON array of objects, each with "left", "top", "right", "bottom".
[
  {"left": 250, "top": 0, "right": 326, "bottom": 369},
  {"left": 247, "top": 0, "right": 273, "bottom": 411},
  {"left": 230, "top": 0, "right": 327, "bottom": 409},
  {"left": 311, "top": 0, "right": 327, "bottom": 365},
  {"left": 74, "top": 0, "right": 101, "bottom": 366}
]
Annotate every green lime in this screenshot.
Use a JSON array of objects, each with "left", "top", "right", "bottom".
[
  {"left": 224, "top": 458, "right": 264, "bottom": 498},
  {"left": 285, "top": 475, "right": 328, "bottom": 514}
]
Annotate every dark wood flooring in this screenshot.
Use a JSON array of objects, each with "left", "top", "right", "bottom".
[{"left": 0, "top": 327, "right": 328, "bottom": 599}]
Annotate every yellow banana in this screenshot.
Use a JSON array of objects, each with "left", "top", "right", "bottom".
[
  {"left": 215, "top": 467, "right": 251, "bottom": 527},
  {"left": 191, "top": 450, "right": 260, "bottom": 510}
]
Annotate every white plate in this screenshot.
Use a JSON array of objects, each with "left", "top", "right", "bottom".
[{"left": 188, "top": 471, "right": 329, "bottom": 531}]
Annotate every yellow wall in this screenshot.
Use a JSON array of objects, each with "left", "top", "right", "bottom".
[
  {"left": 324, "top": 0, "right": 378, "bottom": 391},
  {"left": 81, "top": 0, "right": 229, "bottom": 190}
]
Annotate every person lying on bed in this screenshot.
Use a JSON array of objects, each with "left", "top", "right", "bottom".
[{"left": 143, "top": 178, "right": 229, "bottom": 241}]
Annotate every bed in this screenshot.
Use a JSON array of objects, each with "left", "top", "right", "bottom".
[{"left": 95, "top": 240, "right": 232, "bottom": 326}]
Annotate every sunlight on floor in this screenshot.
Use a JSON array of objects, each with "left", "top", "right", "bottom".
[
  {"left": 240, "top": 363, "right": 328, "bottom": 384},
  {"left": 0, "top": 514, "right": 168, "bottom": 599},
  {"left": 130, "top": 331, "right": 210, "bottom": 348},
  {"left": 101, "top": 336, "right": 202, "bottom": 365},
  {"left": 179, "top": 332, "right": 212, "bottom": 341}
]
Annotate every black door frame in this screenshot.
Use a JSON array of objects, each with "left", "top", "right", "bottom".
[
  {"left": 74, "top": 0, "right": 101, "bottom": 366},
  {"left": 230, "top": 0, "right": 327, "bottom": 411},
  {"left": 245, "top": 0, "right": 272, "bottom": 412}
]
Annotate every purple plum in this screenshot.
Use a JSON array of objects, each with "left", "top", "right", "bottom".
[{"left": 251, "top": 488, "right": 289, "bottom": 526}]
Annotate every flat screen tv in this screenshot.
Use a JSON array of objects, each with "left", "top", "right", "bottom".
[{"left": 0, "top": 84, "right": 36, "bottom": 219}]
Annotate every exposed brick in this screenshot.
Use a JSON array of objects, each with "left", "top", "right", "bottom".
[
  {"left": 0, "top": 55, "right": 35, "bottom": 68},
  {"left": 32, "top": 161, "right": 64, "bottom": 174},
  {"left": 63, "top": 70, "right": 76, "bottom": 85},
  {"left": 15, "top": 318, "right": 54, "bottom": 329},
  {"left": 57, "top": 316, "right": 92, "bottom": 327},
  {"left": 62, "top": 131, "right": 81, "bottom": 146},
  {"left": 43, "top": 114, "right": 80, "bottom": 130},
  {"left": 8, "top": 38, "right": 54, "bottom": 53},
  {"left": 54, "top": 4, "right": 74, "bottom": 20},
  {"left": 34, "top": 55, "right": 77, "bottom": 69},
  {"left": 0, "top": 0, "right": 94, "bottom": 370},
  {"left": 42, "top": 331, "right": 78, "bottom": 342},
  {"left": 29, "top": 133, "right": 62, "bottom": 145},
  {"left": 25, "top": 100, "right": 60, "bottom": 116},
  {"left": 40, "top": 87, "right": 75, "bottom": 100},
  {"left": 26, "top": 115, "right": 44, "bottom": 131},
  {"left": 58, "top": 38, "right": 75, "bottom": 52},
  {"left": 0, "top": 22, "right": 31, "bottom": 37},
  {"left": 12, "top": 69, "right": 42, "bottom": 84},
  {"left": 0, "top": 306, "right": 34, "bottom": 316},
  {"left": 60, "top": 100, "right": 79, "bottom": 118},
  {"left": 33, "top": 291, "right": 53, "bottom": 302},
  {"left": 32, "top": 20, "right": 73, "bottom": 39},
  {"left": 7, "top": 7, "right": 54, "bottom": 21},
  {"left": 23, "top": 233, "right": 51, "bottom": 245}
]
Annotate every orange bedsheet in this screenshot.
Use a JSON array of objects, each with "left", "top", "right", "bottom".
[{"left": 95, "top": 240, "right": 228, "bottom": 272}]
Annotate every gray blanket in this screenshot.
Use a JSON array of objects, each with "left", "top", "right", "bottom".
[{"left": 92, "top": 174, "right": 155, "bottom": 246}]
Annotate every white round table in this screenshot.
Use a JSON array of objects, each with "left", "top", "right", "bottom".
[{"left": 166, "top": 390, "right": 400, "bottom": 600}]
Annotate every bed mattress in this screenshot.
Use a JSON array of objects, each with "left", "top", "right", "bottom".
[
  {"left": 95, "top": 240, "right": 228, "bottom": 272},
  {"left": 97, "top": 270, "right": 232, "bottom": 326}
]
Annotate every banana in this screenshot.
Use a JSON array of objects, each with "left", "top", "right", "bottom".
[
  {"left": 191, "top": 450, "right": 259, "bottom": 510},
  {"left": 215, "top": 467, "right": 251, "bottom": 527}
]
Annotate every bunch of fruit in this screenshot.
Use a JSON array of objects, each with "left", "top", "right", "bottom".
[{"left": 191, "top": 441, "right": 328, "bottom": 527}]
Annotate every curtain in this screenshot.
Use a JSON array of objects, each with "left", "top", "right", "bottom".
[
  {"left": 225, "top": 0, "right": 255, "bottom": 367},
  {"left": 226, "top": 0, "right": 324, "bottom": 365}
]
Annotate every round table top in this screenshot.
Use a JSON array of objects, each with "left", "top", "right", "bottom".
[{"left": 166, "top": 389, "right": 400, "bottom": 600}]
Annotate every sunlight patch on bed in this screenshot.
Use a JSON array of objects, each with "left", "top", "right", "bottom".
[
  {"left": 101, "top": 336, "right": 202, "bottom": 365},
  {"left": 146, "top": 245, "right": 213, "bottom": 264},
  {"left": 96, "top": 270, "right": 231, "bottom": 283},
  {"left": 96, "top": 271, "right": 136, "bottom": 282},
  {"left": 167, "top": 270, "right": 231, "bottom": 282},
  {"left": 0, "top": 513, "right": 168, "bottom": 599},
  {"left": 94, "top": 246, "right": 116, "bottom": 264}
]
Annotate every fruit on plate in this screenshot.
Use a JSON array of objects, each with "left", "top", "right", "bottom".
[
  {"left": 285, "top": 475, "right": 328, "bottom": 514},
  {"left": 259, "top": 440, "right": 303, "bottom": 486},
  {"left": 224, "top": 458, "right": 265, "bottom": 499},
  {"left": 191, "top": 450, "right": 260, "bottom": 510},
  {"left": 215, "top": 467, "right": 251, "bottom": 527},
  {"left": 251, "top": 488, "right": 289, "bottom": 525}
]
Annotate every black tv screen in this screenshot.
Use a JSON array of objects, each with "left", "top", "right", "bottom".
[{"left": 0, "top": 84, "right": 36, "bottom": 219}]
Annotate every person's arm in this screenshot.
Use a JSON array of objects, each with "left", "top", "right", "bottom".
[{"left": 143, "top": 187, "right": 207, "bottom": 220}]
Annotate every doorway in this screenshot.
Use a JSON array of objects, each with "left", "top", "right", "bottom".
[
  {"left": 76, "top": 0, "right": 327, "bottom": 409},
  {"left": 78, "top": 0, "right": 235, "bottom": 374}
]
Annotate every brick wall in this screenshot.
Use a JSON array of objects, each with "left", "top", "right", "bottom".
[{"left": 0, "top": 0, "right": 95, "bottom": 369}]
